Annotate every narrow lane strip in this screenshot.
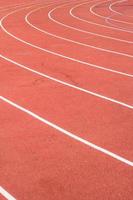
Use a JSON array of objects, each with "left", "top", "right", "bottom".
[{"left": 0, "top": 95, "right": 133, "bottom": 167}]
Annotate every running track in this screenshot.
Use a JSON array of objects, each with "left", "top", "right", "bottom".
[{"left": 0, "top": 0, "right": 133, "bottom": 199}]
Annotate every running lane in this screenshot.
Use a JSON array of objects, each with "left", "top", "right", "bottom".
[
  {"left": 110, "top": 0, "right": 133, "bottom": 18},
  {"left": 90, "top": 0, "right": 133, "bottom": 31},
  {"left": 0, "top": 2, "right": 133, "bottom": 156},
  {"left": 2, "top": 3, "right": 133, "bottom": 73},
  {"left": 105, "top": 0, "right": 133, "bottom": 23},
  {"left": 27, "top": 4, "right": 133, "bottom": 56},
  {"left": 0, "top": 100, "right": 133, "bottom": 200},
  {"left": 70, "top": 0, "right": 133, "bottom": 41},
  {"left": 0, "top": 57, "right": 133, "bottom": 161},
  {"left": 0, "top": 9, "right": 133, "bottom": 105},
  {"left": 0, "top": 1, "right": 133, "bottom": 200}
]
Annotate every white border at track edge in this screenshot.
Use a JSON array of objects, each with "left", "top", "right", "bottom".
[{"left": 0, "top": 95, "right": 133, "bottom": 167}]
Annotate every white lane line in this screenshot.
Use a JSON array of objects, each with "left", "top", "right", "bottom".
[
  {"left": 0, "top": 95, "right": 133, "bottom": 167},
  {"left": 90, "top": 0, "right": 133, "bottom": 33},
  {"left": 99, "top": 0, "right": 133, "bottom": 25},
  {"left": 47, "top": 3, "right": 133, "bottom": 58},
  {"left": 29, "top": 0, "right": 133, "bottom": 63},
  {"left": 0, "top": 186, "right": 16, "bottom": 200},
  {"left": 108, "top": 1, "right": 133, "bottom": 25},
  {"left": 70, "top": 1, "right": 133, "bottom": 43},
  {"left": 105, "top": 16, "right": 133, "bottom": 32},
  {"left": 0, "top": 54, "right": 133, "bottom": 109},
  {"left": 0, "top": 5, "right": 133, "bottom": 78},
  {"left": 110, "top": 0, "right": 133, "bottom": 17},
  {"left": 104, "top": 1, "right": 133, "bottom": 32},
  {"left": 109, "top": 0, "right": 125, "bottom": 15}
]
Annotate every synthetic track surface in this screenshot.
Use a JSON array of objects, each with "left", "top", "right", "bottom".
[{"left": 0, "top": 0, "right": 133, "bottom": 200}]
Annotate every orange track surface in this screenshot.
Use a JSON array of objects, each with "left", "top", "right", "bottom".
[{"left": 0, "top": 0, "right": 133, "bottom": 200}]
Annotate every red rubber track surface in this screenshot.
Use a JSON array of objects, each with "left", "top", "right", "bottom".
[
  {"left": 0, "top": 0, "right": 133, "bottom": 200},
  {"left": 70, "top": 0, "right": 133, "bottom": 39},
  {"left": 110, "top": 0, "right": 133, "bottom": 18}
]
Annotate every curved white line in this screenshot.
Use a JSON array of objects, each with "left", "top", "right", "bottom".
[
  {"left": 109, "top": 0, "right": 133, "bottom": 18},
  {"left": 26, "top": 6, "right": 133, "bottom": 59},
  {"left": 108, "top": 0, "right": 133, "bottom": 25},
  {"left": 1, "top": 1, "right": 132, "bottom": 193},
  {"left": 105, "top": 16, "right": 133, "bottom": 32},
  {"left": 49, "top": 2, "right": 133, "bottom": 55},
  {"left": 0, "top": 4, "right": 132, "bottom": 79},
  {"left": 109, "top": 0, "right": 126, "bottom": 15},
  {"left": 90, "top": 0, "right": 133, "bottom": 33},
  {"left": 0, "top": 96, "right": 133, "bottom": 166},
  {"left": 106, "top": 0, "right": 133, "bottom": 31},
  {"left": 0, "top": 186, "right": 16, "bottom": 200},
  {"left": 109, "top": 0, "right": 125, "bottom": 15},
  {"left": 0, "top": 53, "right": 132, "bottom": 109},
  {"left": 0, "top": 5, "right": 133, "bottom": 109},
  {"left": 70, "top": 1, "right": 133, "bottom": 43},
  {"left": 0, "top": 3, "right": 133, "bottom": 108}
]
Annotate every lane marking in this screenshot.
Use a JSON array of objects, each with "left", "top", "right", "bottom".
[
  {"left": 26, "top": 5, "right": 133, "bottom": 58},
  {"left": 70, "top": 1, "right": 133, "bottom": 43},
  {"left": 109, "top": 0, "right": 133, "bottom": 17},
  {"left": 0, "top": 95, "right": 133, "bottom": 167},
  {"left": 0, "top": 186, "right": 16, "bottom": 200},
  {"left": 109, "top": 0, "right": 127, "bottom": 15},
  {"left": 0, "top": 54, "right": 133, "bottom": 109},
  {"left": 90, "top": 0, "right": 133, "bottom": 33},
  {"left": 0, "top": 4, "right": 133, "bottom": 78},
  {"left": 105, "top": 16, "right": 133, "bottom": 32},
  {"left": 48, "top": 1, "right": 133, "bottom": 55},
  {"left": 103, "top": 1, "right": 133, "bottom": 25},
  {"left": 0, "top": 2, "right": 133, "bottom": 108}
]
